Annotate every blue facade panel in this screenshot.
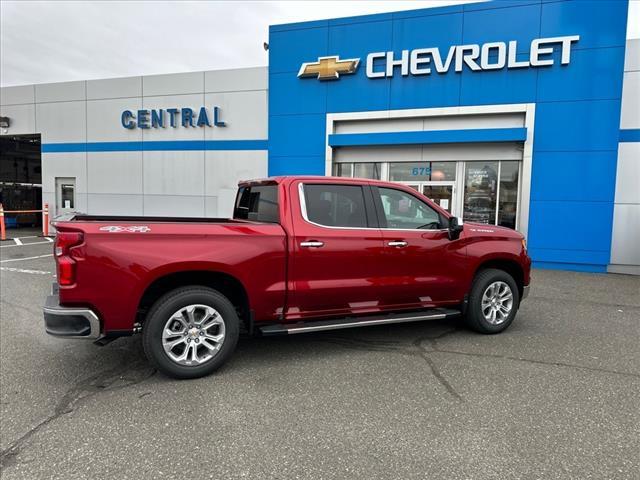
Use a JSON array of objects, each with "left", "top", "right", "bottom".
[
  {"left": 533, "top": 100, "right": 622, "bottom": 152},
  {"left": 268, "top": 114, "right": 326, "bottom": 158},
  {"left": 530, "top": 151, "right": 618, "bottom": 203},
  {"left": 326, "top": 20, "right": 393, "bottom": 112},
  {"left": 536, "top": 46, "right": 626, "bottom": 102},
  {"left": 540, "top": 0, "right": 628, "bottom": 50},
  {"left": 268, "top": 0, "right": 629, "bottom": 272},
  {"left": 269, "top": 26, "right": 328, "bottom": 74},
  {"left": 461, "top": 3, "right": 541, "bottom": 52},
  {"left": 459, "top": 52, "right": 539, "bottom": 105}
]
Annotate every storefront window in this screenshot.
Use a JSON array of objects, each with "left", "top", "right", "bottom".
[
  {"left": 463, "top": 162, "right": 498, "bottom": 225},
  {"left": 354, "top": 163, "right": 381, "bottom": 179},
  {"left": 333, "top": 163, "right": 380, "bottom": 179},
  {"left": 331, "top": 159, "right": 520, "bottom": 230},
  {"left": 498, "top": 161, "right": 519, "bottom": 229},
  {"left": 333, "top": 163, "right": 353, "bottom": 177},
  {"left": 388, "top": 162, "right": 456, "bottom": 182}
]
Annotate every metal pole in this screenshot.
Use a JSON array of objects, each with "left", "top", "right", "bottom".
[
  {"left": 0, "top": 203, "right": 6, "bottom": 241},
  {"left": 43, "top": 203, "right": 49, "bottom": 237}
]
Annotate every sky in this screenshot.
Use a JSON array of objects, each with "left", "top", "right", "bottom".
[{"left": 1, "top": 0, "right": 638, "bottom": 87}]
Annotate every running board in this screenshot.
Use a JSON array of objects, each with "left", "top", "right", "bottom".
[{"left": 260, "top": 308, "right": 461, "bottom": 336}]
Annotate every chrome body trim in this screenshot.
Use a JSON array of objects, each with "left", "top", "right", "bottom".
[
  {"left": 264, "top": 310, "right": 459, "bottom": 335},
  {"left": 300, "top": 241, "right": 324, "bottom": 248},
  {"left": 387, "top": 241, "right": 408, "bottom": 247},
  {"left": 298, "top": 182, "right": 448, "bottom": 233}
]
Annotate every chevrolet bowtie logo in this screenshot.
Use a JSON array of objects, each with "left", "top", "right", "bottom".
[{"left": 298, "top": 56, "right": 360, "bottom": 81}]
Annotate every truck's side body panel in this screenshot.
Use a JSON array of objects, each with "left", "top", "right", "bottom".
[{"left": 56, "top": 221, "right": 287, "bottom": 330}]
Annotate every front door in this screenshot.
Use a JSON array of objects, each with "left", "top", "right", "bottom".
[
  {"left": 372, "top": 185, "right": 467, "bottom": 309},
  {"left": 55, "top": 177, "right": 76, "bottom": 216},
  {"left": 286, "top": 180, "right": 386, "bottom": 321}
]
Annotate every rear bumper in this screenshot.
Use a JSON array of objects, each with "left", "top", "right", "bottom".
[
  {"left": 522, "top": 285, "right": 530, "bottom": 301},
  {"left": 43, "top": 294, "right": 101, "bottom": 339}
]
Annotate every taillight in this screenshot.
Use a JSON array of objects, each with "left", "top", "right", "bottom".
[{"left": 55, "top": 231, "right": 84, "bottom": 286}]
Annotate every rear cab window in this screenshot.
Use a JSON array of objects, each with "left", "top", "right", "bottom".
[{"left": 234, "top": 185, "right": 279, "bottom": 223}]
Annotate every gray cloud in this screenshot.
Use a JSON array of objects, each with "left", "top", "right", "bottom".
[{"left": 1, "top": 0, "right": 638, "bottom": 87}]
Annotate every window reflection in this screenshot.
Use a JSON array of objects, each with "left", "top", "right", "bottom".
[
  {"left": 498, "top": 161, "right": 519, "bottom": 229},
  {"left": 463, "top": 162, "right": 498, "bottom": 225}
]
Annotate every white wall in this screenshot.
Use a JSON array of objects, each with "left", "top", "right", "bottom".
[
  {"left": 609, "top": 39, "right": 640, "bottom": 275},
  {"left": 0, "top": 67, "right": 268, "bottom": 219}
]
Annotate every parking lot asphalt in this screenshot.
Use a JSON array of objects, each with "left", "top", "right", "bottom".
[{"left": 1, "top": 238, "right": 639, "bottom": 480}]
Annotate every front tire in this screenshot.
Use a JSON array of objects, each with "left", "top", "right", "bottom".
[
  {"left": 142, "top": 286, "right": 239, "bottom": 379},
  {"left": 465, "top": 269, "right": 520, "bottom": 334}
]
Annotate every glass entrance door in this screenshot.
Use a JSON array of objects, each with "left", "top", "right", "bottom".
[
  {"left": 55, "top": 177, "right": 76, "bottom": 216},
  {"left": 422, "top": 183, "right": 454, "bottom": 213},
  {"left": 406, "top": 182, "right": 456, "bottom": 214}
]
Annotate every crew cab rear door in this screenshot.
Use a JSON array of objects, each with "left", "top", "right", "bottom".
[{"left": 286, "top": 180, "right": 385, "bottom": 321}]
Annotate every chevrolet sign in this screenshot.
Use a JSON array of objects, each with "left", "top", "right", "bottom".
[{"left": 299, "top": 35, "right": 579, "bottom": 81}]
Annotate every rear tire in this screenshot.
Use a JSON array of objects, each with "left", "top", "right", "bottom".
[
  {"left": 142, "top": 286, "right": 239, "bottom": 379},
  {"left": 465, "top": 269, "right": 520, "bottom": 334}
]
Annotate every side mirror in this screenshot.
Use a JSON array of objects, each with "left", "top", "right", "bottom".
[{"left": 448, "top": 216, "right": 464, "bottom": 241}]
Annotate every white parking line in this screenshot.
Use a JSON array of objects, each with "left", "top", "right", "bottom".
[
  {"left": 13, "top": 238, "right": 23, "bottom": 246},
  {"left": 0, "top": 241, "right": 53, "bottom": 249},
  {"left": 45, "top": 237, "right": 54, "bottom": 242},
  {"left": 0, "top": 254, "right": 53, "bottom": 263},
  {"left": 0, "top": 266, "right": 51, "bottom": 275}
]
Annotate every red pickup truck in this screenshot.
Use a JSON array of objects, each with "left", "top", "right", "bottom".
[{"left": 44, "top": 176, "right": 531, "bottom": 379}]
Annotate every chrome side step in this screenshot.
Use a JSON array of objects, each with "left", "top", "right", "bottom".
[{"left": 260, "top": 308, "right": 461, "bottom": 336}]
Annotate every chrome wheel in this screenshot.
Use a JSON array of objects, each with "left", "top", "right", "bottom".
[
  {"left": 481, "top": 281, "right": 513, "bottom": 325},
  {"left": 161, "top": 304, "right": 225, "bottom": 366}
]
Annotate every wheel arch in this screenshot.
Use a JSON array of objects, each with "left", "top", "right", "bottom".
[
  {"left": 136, "top": 270, "right": 252, "bottom": 334},
  {"left": 473, "top": 258, "right": 525, "bottom": 299}
]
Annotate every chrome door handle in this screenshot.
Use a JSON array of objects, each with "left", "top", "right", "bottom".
[
  {"left": 388, "top": 241, "right": 408, "bottom": 248},
  {"left": 300, "top": 241, "right": 324, "bottom": 248}
]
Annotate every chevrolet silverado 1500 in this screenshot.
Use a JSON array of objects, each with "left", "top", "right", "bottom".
[{"left": 44, "top": 176, "right": 531, "bottom": 379}]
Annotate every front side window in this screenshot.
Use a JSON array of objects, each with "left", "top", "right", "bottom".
[
  {"left": 234, "top": 185, "right": 279, "bottom": 223},
  {"left": 303, "top": 184, "right": 368, "bottom": 228},
  {"left": 378, "top": 187, "right": 441, "bottom": 230}
]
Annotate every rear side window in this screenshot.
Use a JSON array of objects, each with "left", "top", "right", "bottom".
[
  {"left": 234, "top": 185, "right": 279, "bottom": 223},
  {"left": 303, "top": 184, "right": 368, "bottom": 228}
]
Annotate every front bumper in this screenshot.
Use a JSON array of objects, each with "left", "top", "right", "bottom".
[
  {"left": 522, "top": 285, "right": 530, "bottom": 300},
  {"left": 43, "top": 294, "right": 101, "bottom": 339}
]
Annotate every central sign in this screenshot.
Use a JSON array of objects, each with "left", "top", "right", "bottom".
[
  {"left": 121, "top": 106, "right": 226, "bottom": 129},
  {"left": 298, "top": 35, "right": 579, "bottom": 81}
]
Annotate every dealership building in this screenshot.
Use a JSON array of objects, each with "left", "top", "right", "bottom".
[{"left": 0, "top": 0, "right": 638, "bottom": 274}]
